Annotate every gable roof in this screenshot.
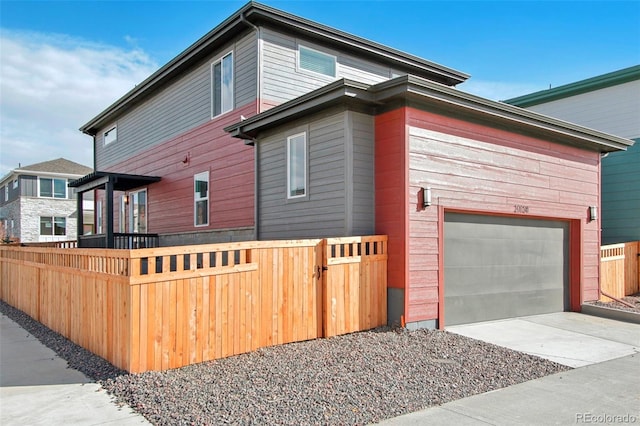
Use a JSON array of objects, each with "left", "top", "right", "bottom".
[
  {"left": 79, "top": 1, "right": 469, "bottom": 136},
  {"left": 225, "top": 75, "right": 634, "bottom": 153},
  {"left": 504, "top": 65, "right": 640, "bottom": 108},
  {"left": 16, "top": 158, "right": 93, "bottom": 175}
]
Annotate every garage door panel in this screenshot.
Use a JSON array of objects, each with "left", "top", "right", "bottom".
[
  {"left": 444, "top": 265, "right": 567, "bottom": 297},
  {"left": 444, "top": 213, "right": 568, "bottom": 326},
  {"left": 446, "top": 288, "right": 565, "bottom": 324},
  {"left": 445, "top": 238, "right": 565, "bottom": 267}
]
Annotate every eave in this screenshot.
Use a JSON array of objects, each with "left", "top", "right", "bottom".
[
  {"left": 79, "top": 1, "right": 469, "bottom": 136},
  {"left": 226, "top": 75, "right": 634, "bottom": 153}
]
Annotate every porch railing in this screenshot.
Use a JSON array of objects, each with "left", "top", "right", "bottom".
[{"left": 78, "top": 233, "right": 159, "bottom": 249}]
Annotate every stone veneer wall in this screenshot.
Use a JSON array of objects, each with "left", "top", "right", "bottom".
[{"left": 20, "top": 197, "right": 78, "bottom": 243}]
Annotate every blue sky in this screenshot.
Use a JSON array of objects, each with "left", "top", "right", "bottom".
[{"left": 1, "top": 0, "right": 639, "bottom": 175}]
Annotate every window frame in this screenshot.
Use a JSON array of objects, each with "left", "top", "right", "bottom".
[
  {"left": 286, "top": 132, "right": 308, "bottom": 200},
  {"left": 128, "top": 189, "right": 148, "bottom": 234},
  {"left": 104, "top": 125, "right": 117, "bottom": 145},
  {"left": 211, "top": 51, "right": 234, "bottom": 118},
  {"left": 12, "top": 179, "right": 18, "bottom": 189},
  {"left": 40, "top": 216, "right": 66, "bottom": 236},
  {"left": 38, "top": 177, "right": 67, "bottom": 199},
  {"left": 194, "top": 171, "right": 209, "bottom": 227},
  {"left": 298, "top": 44, "right": 337, "bottom": 78}
]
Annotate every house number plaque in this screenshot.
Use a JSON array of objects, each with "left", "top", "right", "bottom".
[{"left": 514, "top": 205, "right": 529, "bottom": 213}]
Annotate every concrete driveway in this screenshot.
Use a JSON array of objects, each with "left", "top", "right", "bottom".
[{"left": 446, "top": 312, "right": 640, "bottom": 367}]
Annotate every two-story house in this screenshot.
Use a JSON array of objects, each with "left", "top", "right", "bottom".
[
  {"left": 0, "top": 158, "right": 93, "bottom": 243},
  {"left": 505, "top": 65, "right": 640, "bottom": 245},
  {"left": 71, "top": 2, "right": 633, "bottom": 329}
]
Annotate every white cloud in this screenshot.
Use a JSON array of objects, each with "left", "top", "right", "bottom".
[
  {"left": 457, "top": 80, "right": 546, "bottom": 102},
  {"left": 0, "top": 30, "right": 158, "bottom": 175}
]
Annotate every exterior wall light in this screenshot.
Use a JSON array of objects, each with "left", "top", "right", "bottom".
[
  {"left": 589, "top": 206, "right": 598, "bottom": 222},
  {"left": 423, "top": 187, "right": 432, "bottom": 208}
]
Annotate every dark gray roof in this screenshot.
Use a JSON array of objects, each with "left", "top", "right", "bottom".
[
  {"left": 80, "top": 1, "right": 469, "bottom": 136},
  {"left": 17, "top": 158, "right": 93, "bottom": 176},
  {"left": 225, "top": 76, "right": 634, "bottom": 153}
]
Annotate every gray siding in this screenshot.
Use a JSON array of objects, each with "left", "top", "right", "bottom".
[
  {"left": 20, "top": 175, "right": 37, "bottom": 197},
  {"left": 257, "top": 108, "right": 375, "bottom": 239},
  {"left": 261, "top": 28, "right": 400, "bottom": 105},
  {"left": 349, "top": 112, "right": 375, "bottom": 235},
  {"left": 602, "top": 138, "right": 640, "bottom": 244},
  {"left": 96, "top": 31, "right": 258, "bottom": 169}
]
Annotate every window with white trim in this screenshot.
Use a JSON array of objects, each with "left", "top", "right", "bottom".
[
  {"left": 287, "top": 132, "right": 307, "bottom": 198},
  {"left": 39, "top": 177, "right": 67, "bottom": 199},
  {"left": 104, "top": 126, "right": 117, "bottom": 145},
  {"left": 40, "top": 216, "right": 66, "bottom": 236},
  {"left": 299, "top": 45, "right": 336, "bottom": 77},
  {"left": 129, "top": 190, "right": 147, "bottom": 233},
  {"left": 194, "top": 172, "right": 209, "bottom": 226},
  {"left": 96, "top": 200, "right": 103, "bottom": 234},
  {"left": 211, "top": 52, "right": 233, "bottom": 117},
  {"left": 3, "top": 186, "right": 7, "bottom": 201},
  {"left": 12, "top": 179, "right": 18, "bottom": 189}
]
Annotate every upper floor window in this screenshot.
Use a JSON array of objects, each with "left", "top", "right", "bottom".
[
  {"left": 3, "top": 186, "right": 7, "bottom": 201},
  {"left": 104, "top": 126, "right": 117, "bottom": 145},
  {"left": 12, "top": 179, "right": 18, "bottom": 189},
  {"left": 39, "top": 177, "right": 67, "bottom": 199},
  {"left": 194, "top": 171, "right": 209, "bottom": 226},
  {"left": 287, "top": 132, "right": 307, "bottom": 199},
  {"left": 299, "top": 45, "right": 336, "bottom": 78},
  {"left": 211, "top": 52, "right": 233, "bottom": 117}
]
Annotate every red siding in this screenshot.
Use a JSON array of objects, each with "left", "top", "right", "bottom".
[
  {"left": 104, "top": 102, "right": 258, "bottom": 234},
  {"left": 375, "top": 109, "right": 408, "bottom": 291},
  {"left": 393, "top": 106, "right": 600, "bottom": 324}
]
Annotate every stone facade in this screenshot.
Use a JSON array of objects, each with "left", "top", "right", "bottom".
[{"left": 19, "top": 197, "right": 78, "bottom": 243}]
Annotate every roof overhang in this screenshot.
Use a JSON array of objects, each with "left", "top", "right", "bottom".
[
  {"left": 68, "top": 171, "right": 161, "bottom": 193},
  {"left": 79, "top": 1, "right": 469, "bottom": 136},
  {"left": 225, "top": 75, "right": 634, "bottom": 153}
]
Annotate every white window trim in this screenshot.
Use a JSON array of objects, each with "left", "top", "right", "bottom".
[
  {"left": 210, "top": 51, "right": 234, "bottom": 118},
  {"left": 3, "top": 186, "right": 7, "bottom": 201},
  {"left": 128, "top": 188, "right": 148, "bottom": 233},
  {"left": 287, "top": 132, "right": 307, "bottom": 200},
  {"left": 297, "top": 44, "right": 337, "bottom": 78},
  {"left": 40, "top": 216, "right": 66, "bottom": 236},
  {"left": 104, "top": 125, "right": 117, "bottom": 145},
  {"left": 12, "top": 179, "right": 18, "bottom": 189},
  {"left": 38, "top": 177, "right": 67, "bottom": 199},
  {"left": 96, "top": 200, "right": 103, "bottom": 234},
  {"left": 194, "top": 171, "right": 209, "bottom": 227}
]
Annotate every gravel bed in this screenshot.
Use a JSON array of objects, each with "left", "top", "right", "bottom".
[
  {"left": 584, "top": 293, "right": 640, "bottom": 314},
  {"left": 1, "top": 300, "right": 569, "bottom": 425}
]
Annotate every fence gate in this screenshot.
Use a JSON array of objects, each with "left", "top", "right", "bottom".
[{"left": 322, "top": 236, "right": 388, "bottom": 337}]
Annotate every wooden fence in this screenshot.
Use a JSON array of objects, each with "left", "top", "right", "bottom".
[
  {"left": 600, "top": 241, "right": 639, "bottom": 301},
  {"left": 0, "top": 236, "right": 387, "bottom": 373}
]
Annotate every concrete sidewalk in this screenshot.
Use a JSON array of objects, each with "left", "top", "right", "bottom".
[
  {"left": 0, "top": 313, "right": 149, "bottom": 426},
  {"left": 377, "top": 354, "right": 640, "bottom": 425},
  {"left": 378, "top": 313, "right": 640, "bottom": 425}
]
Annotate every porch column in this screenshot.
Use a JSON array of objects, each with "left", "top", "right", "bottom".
[
  {"left": 76, "top": 190, "right": 84, "bottom": 242},
  {"left": 105, "top": 178, "right": 114, "bottom": 249}
]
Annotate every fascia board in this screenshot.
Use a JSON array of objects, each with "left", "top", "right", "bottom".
[{"left": 373, "top": 76, "right": 634, "bottom": 152}]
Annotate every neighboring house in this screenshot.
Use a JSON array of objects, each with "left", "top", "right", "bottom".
[
  {"left": 71, "top": 2, "right": 633, "bottom": 329},
  {"left": 505, "top": 65, "right": 640, "bottom": 245},
  {"left": 0, "top": 158, "right": 93, "bottom": 243}
]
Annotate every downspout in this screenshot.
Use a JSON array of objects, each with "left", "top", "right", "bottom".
[{"left": 240, "top": 13, "right": 261, "bottom": 240}]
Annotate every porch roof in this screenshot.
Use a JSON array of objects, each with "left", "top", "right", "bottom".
[{"left": 69, "top": 171, "right": 161, "bottom": 193}]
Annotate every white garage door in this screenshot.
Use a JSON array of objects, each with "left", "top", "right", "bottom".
[{"left": 444, "top": 213, "right": 569, "bottom": 326}]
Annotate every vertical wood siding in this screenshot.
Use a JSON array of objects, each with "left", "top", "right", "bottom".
[
  {"left": 260, "top": 28, "right": 399, "bottom": 107},
  {"left": 96, "top": 32, "right": 257, "bottom": 170},
  {"left": 405, "top": 107, "right": 601, "bottom": 323}
]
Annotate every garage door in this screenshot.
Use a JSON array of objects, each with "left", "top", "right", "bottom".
[{"left": 444, "top": 213, "right": 569, "bottom": 326}]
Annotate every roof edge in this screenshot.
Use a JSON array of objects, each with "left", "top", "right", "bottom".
[
  {"left": 504, "top": 65, "right": 640, "bottom": 107},
  {"left": 80, "top": 1, "right": 469, "bottom": 135},
  {"left": 226, "top": 75, "right": 634, "bottom": 153}
]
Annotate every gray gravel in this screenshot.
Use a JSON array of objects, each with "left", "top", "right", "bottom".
[{"left": 1, "top": 300, "right": 570, "bottom": 425}]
